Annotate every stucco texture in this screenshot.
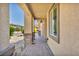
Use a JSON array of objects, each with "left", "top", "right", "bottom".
[
  {"left": 47, "top": 3, "right": 79, "bottom": 56},
  {"left": 0, "top": 4, "right": 9, "bottom": 51}
]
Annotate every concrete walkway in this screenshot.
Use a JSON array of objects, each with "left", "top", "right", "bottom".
[{"left": 21, "top": 32, "right": 53, "bottom": 56}]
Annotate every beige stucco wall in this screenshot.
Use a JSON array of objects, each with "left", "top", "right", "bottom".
[
  {"left": 0, "top": 4, "right": 9, "bottom": 51},
  {"left": 24, "top": 13, "right": 32, "bottom": 34},
  {"left": 19, "top": 3, "right": 33, "bottom": 34},
  {"left": 47, "top": 3, "right": 79, "bottom": 56}
]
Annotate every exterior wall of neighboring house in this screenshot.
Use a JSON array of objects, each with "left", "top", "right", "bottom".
[
  {"left": 47, "top": 3, "right": 79, "bottom": 55},
  {"left": 0, "top": 4, "right": 9, "bottom": 51}
]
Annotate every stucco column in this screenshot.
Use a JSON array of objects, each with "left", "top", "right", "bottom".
[
  {"left": 43, "top": 19, "right": 47, "bottom": 38},
  {"left": 24, "top": 13, "right": 32, "bottom": 47},
  {"left": 40, "top": 19, "right": 47, "bottom": 38},
  {"left": 0, "top": 4, "right": 9, "bottom": 51}
]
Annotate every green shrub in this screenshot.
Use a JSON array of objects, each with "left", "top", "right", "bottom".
[{"left": 10, "top": 26, "right": 15, "bottom": 36}]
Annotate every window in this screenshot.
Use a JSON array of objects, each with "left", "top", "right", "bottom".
[{"left": 49, "top": 4, "right": 59, "bottom": 43}]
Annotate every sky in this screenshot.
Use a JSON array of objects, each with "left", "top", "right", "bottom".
[{"left": 9, "top": 3, "right": 24, "bottom": 26}]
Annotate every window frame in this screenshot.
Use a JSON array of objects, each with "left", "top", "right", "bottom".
[{"left": 49, "top": 4, "right": 60, "bottom": 43}]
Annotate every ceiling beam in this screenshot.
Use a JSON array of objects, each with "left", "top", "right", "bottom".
[
  {"left": 34, "top": 18, "right": 46, "bottom": 20},
  {"left": 18, "top": 3, "right": 33, "bottom": 17},
  {"left": 25, "top": 4, "right": 35, "bottom": 18}
]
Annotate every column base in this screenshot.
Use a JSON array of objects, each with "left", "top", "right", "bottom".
[{"left": 24, "top": 33, "right": 32, "bottom": 47}]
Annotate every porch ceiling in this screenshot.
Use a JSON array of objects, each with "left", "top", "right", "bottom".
[{"left": 26, "top": 3, "right": 53, "bottom": 19}]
